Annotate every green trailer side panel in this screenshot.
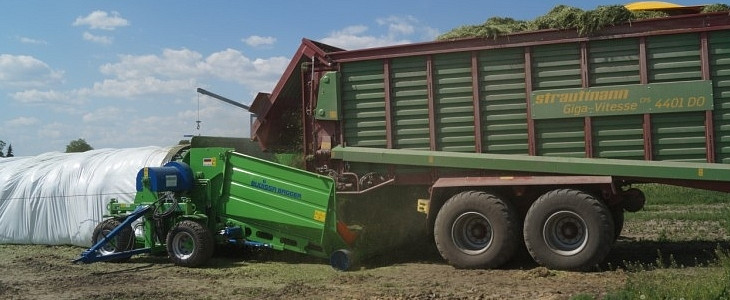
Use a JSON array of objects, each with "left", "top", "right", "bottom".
[
  {"left": 647, "top": 33, "right": 706, "bottom": 162},
  {"left": 711, "top": 30, "right": 730, "bottom": 163},
  {"left": 588, "top": 37, "right": 645, "bottom": 160},
  {"left": 479, "top": 48, "right": 529, "bottom": 154},
  {"left": 589, "top": 38, "right": 641, "bottom": 87},
  {"left": 434, "top": 52, "right": 475, "bottom": 152},
  {"left": 222, "top": 151, "right": 336, "bottom": 245},
  {"left": 592, "top": 115, "right": 645, "bottom": 159},
  {"left": 332, "top": 146, "right": 730, "bottom": 182},
  {"left": 392, "top": 56, "right": 430, "bottom": 150},
  {"left": 342, "top": 60, "right": 387, "bottom": 148},
  {"left": 331, "top": 27, "right": 730, "bottom": 167},
  {"left": 532, "top": 43, "right": 585, "bottom": 157}
]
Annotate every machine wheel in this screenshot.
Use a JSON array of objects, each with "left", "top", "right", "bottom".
[
  {"left": 91, "top": 219, "right": 134, "bottom": 262},
  {"left": 166, "top": 220, "right": 214, "bottom": 267},
  {"left": 523, "top": 189, "right": 614, "bottom": 270},
  {"left": 434, "top": 191, "right": 520, "bottom": 269}
]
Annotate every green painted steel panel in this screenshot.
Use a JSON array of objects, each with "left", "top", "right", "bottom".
[
  {"left": 392, "top": 56, "right": 430, "bottom": 150},
  {"left": 434, "top": 52, "right": 475, "bottom": 152},
  {"left": 332, "top": 146, "right": 730, "bottom": 182},
  {"left": 589, "top": 38, "right": 640, "bottom": 86},
  {"left": 647, "top": 33, "right": 706, "bottom": 162},
  {"left": 592, "top": 115, "right": 645, "bottom": 160},
  {"left": 478, "top": 48, "right": 529, "bottom": 154},
  {"left": 532, "top": 43, "right": 585, "bottom": 157},
  {"left": 588, "top": 38, "right": 645, "bottom": 160},
  {"left": 332, "top": 28, "right": 730, "bottom": 170},
  {"left": 648, "top": 34, "right": 702, "bottom": 83},
  {"left": 711, "top": 30, "right": 730, "bottom": 163},
  {"left": 342, "top": 61, "right": 386, "bottom": 148},
  {"left": 314, "top": 72, "right": 341, "bottom": 120},
  {"left": 222, "top": 151, "right": 336, "bottom": 247}
]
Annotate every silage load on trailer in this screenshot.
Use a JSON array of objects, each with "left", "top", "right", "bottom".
[
  {"left": 0, "top": 147, "right": 172, "bottom": 246},
  {"left": 437, "top": 3, "right": 730, "bottom": 40}
]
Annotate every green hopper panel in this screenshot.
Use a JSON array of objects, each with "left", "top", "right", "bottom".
[{"left": 221, "top": 151, "right": 337, "bottom": 253}]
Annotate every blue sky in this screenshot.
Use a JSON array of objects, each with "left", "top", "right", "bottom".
[{"left": 0, "top": 0, "right": 716, "bottom": 156}]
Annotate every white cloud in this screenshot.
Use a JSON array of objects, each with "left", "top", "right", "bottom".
[
  {"left": 100, "top": 49, "right": 205, "bottom": 79},
  {"left": 5, "top": 117, "right": 39, "bottom": 127},
  {"left": 82, "top": 32, "right": 113, "bottom": 44},
  {"left": 10, "top": 89, "right": 77, "bottom": 104},
  {"left": 78, "top": 77, "right": 196, "bottom": 98},
  {"left": 19, "top": 37, "right": 48, "bottom": 45},
  {"left": 73, "top": 10, "right": 129, "bottom": 30},
  {"left": 204, "top": 49, "right": 289, "bottom": 91},
  {"left": 82, "top": 107, "right": 124, "bottom": 123},
  {"left": 320, "top": 16, "right": 439, "bottom": 50},
  {"left": 98, "top": 48, "right": 288, "bottom": 95},
  {"left": 377, "top": 16, "right": 416, "bottom": 35},
  {"left": 0, "top": 54, "right": 64, "bottom": 89},
  {"left": 38, "top": 122, "right": 66, "bottom": 139},
  {"left": 243, "top": 35, "right": 276, "bottom": 47}
]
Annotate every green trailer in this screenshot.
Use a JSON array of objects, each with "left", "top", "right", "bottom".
[
  {"left": 249, "top": 11, "right": 730, "bottom": 270},
  {"left": 75, "top": 141, "right": 356, "bottom": 270}
]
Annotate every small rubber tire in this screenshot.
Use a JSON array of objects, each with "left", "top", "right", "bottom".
[
  {"left": 91, "top": 218, "right": 135, "bottom": 262},
  {"left": 330, "top": 249, "right": 356, "bottom": 271},
  {"left": 434, "top": 191, "right": 520, "bottom": 269},
  {"left": 166, "top": 220, "right": 214, "bottom": 267},
  {"left": 523, "top": 189, "right": 614, "bottom": 271}
]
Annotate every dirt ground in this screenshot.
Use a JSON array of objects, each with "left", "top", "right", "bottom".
[{"left": 1, "top": 206, "right": 729, "bottom": 300}]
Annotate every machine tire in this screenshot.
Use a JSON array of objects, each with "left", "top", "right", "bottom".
[
  {"left": 523, "top": 189, "right": 614, "bottom": 271},
  {"left": 91, "top": 219, "right": 135, "bottom": 262},
  {"left": 434, "top": 191, "right": 520, "bottom": 269},
  {"left": 166, "top": 220, "right": 214, "bottom": 267}
]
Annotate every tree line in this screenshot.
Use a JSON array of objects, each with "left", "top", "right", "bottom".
[{"left": 0, "top": 138, "right": 94, "bottom": 157}]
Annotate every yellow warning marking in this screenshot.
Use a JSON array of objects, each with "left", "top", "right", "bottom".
[
  {"left": 499, "top": 176, "right": 514, "bottom": 180},
  {"left": 313, "top": 210, "right": 326, "bottom": 222},
  {"left": 698, "top": 168, "right": 704, "bottom": 177},
  {"left": 417, "top": 199, "right": 430, "bottom": 214}
]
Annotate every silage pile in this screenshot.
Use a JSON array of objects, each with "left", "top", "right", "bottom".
[{"left": 437, "top": 3, "right": 730, "bottom": 40}]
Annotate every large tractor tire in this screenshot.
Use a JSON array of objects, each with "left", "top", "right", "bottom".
[
  {"left": 166, "top": 220, "right": 215, "bottom": 267},
  {"left": 434, "top": 191, "right": 520, "bottom": 269},
  {"left": 91, "top": 218, "right": 135, "bottom": 262},
  {"left": 523, "top": 189, "right": 614, "bottom": 270}
]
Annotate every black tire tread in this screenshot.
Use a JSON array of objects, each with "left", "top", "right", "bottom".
[
  {"left": 434, "top": 191, "right": 519, "bottom": 269},
  {"left": 166, "top": 220, "right": 214, "bottom": 267},
  {"left": 523, "top": 189, "right": 614, "bottom": 271},
  {"left": 91, "top": 218, "right": 134, "bottom": 263}
]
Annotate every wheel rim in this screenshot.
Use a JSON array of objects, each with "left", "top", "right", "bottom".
[
  {"left": 543, "top": 210, "right": 588, "bottom": 256},
  {"left": 451, "top": 212, "right": 493, "bottom": 255},
  {"left": 171, "top": 231, "right": 196, "bottom": 260},
  {"left": 98, "top": 230, "right": 118, "bottom": 255}
]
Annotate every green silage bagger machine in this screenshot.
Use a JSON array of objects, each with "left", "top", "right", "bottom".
[{"left": 74, "top": 145, "right": 357, "bottom": 270}]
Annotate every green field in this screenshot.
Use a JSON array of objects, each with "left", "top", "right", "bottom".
[{"left": 580, "top": 184, "right": 730, "bottom": 299}]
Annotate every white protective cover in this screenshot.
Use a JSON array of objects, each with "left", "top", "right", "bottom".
[{"left": 0, "top": 147, "right": 173, "bottom": 247}]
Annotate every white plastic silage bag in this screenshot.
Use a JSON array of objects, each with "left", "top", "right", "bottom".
[{"left": 0, "top": 147, "right": 173, "bottom": 247}]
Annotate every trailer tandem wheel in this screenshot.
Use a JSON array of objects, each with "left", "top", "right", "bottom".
[
  {"left": 523, "top": 189, "right": 614, "bottom": 270},
  {"left": 166, "top": 220, "right": 214, "bottom": 267},
  {"left": 434, "top": 191, "right": 520, "bottom": 269},
  {"left": 91, "top": 219, "right": 135, "bottom": 262}
]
